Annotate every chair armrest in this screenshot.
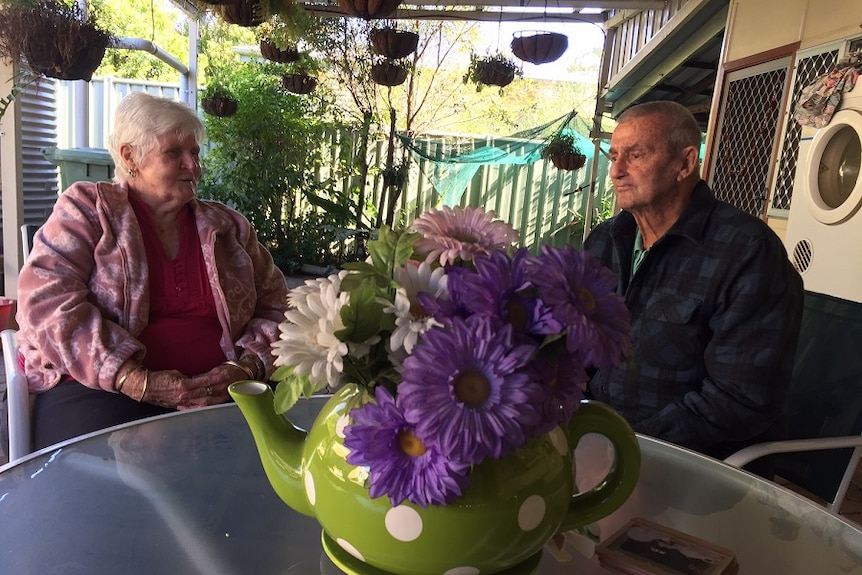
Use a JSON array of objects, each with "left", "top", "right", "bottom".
[
  {"left": 724, "top": 436, "right": 862, "bottom": 468},
  {"left": 2, "top": 329, "right": 32, "bottom": 461}
]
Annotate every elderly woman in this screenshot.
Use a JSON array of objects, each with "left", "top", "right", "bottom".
[{"left": 16, "top": 92, "right": 289, "bottom": 449}]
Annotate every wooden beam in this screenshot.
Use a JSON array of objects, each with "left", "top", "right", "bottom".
[{"left": 301, "top": 5, "right": 607, "bottom": 23}]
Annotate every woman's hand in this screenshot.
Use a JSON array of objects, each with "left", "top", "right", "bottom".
[{"left": 118, "top": 367, "right": 229, "bottom": 409}]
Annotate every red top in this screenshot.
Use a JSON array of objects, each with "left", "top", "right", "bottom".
[{"left": 130, "top": 194, "right": 226, "bottom": 376}]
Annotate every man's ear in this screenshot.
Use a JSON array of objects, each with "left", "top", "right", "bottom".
[{"left": 677, "top": 146, "right": 699, "bottom": 181}]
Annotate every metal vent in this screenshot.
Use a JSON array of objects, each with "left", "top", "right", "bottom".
[
  {"left": 791, "top": 238, "right": 813, "bottom": 274},
  {"left": 711, "top": 67, "right": 788, "bottom": 217},
  {"left": 771, "top": 50, "right": 840, "bottom": 211}
]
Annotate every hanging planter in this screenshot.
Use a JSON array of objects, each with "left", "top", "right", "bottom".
[
  {"left": 216, "top": 0, "right": 265, "bottom": 27},
  {"left": 371, "top": 60, "right": 408, "bottom": 87},
  {"left": 201, "top": 94, "right": 239, "bottom": 117},
  {"left": 336, "top": 0, "right": 401, "bottom": 19},
  {"left": 200, "top": 71, "right": 239, "bottom": 117},
  {"left": 260, "top": 39, "right": 300, "bottom": 63},
  {"left": 0, "top": 0, "right": 112, "bottom": 82},
  {"left": 369, "top": 27, "right": 419, "bottom": 59},
  {"left": 463, "top": 52, "right": 522, "bottom": 92},
  {"left": 511, "top": 31, "right": 569, "bottom": 65},
  {"left": 541, "top": 132, "right": 586, "bottom": 171},
  {"left": 282, "top": 73, "right": 318, "bottom": 94}
]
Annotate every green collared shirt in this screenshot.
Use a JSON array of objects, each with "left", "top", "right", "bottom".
[{"left": 632, "top": 229, "right": 649, "bottom": 274}]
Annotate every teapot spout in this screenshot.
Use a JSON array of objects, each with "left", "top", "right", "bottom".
[{"left": 229, "top": 381, "right": 314, "bottom": 518}]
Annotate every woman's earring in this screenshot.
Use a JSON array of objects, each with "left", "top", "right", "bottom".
[{"left": 127, "top": 168, "right": 137, "bottom": 178}]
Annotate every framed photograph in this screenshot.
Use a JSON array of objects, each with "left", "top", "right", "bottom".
[{"left": 596, "top": 518, "right": 738, "bottom": 575}]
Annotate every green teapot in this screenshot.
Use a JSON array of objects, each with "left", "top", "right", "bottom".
[{"left": 229, "top": 380, "right": 640, "bottom": 575}]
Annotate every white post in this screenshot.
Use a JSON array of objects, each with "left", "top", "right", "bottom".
[{"left": 1, "top": 58, "right": 24, "bottom": 298}]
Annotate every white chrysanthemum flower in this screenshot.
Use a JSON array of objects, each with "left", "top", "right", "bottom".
[
  {"left": 273, "top": 271, "right": 350, "bottom": 391},
  {"left": 385, "top": 261, "right": 447, "bottom": 354}
]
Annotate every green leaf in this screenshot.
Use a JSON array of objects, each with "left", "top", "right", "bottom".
[
  {"left": 338, "top": 281, "right": 389, "bottom": 342},
  {"left": 368, "top": 226, "right": 420, "bottom": 277},
  {"left": 341, "top": 262, "right": 392, "bottom": 291},
  {"left": 272, "top": 366, "right": 320, "bottom": 414},
  {"left": 302, "top": 190, "right": 354, "bottom": 221}
]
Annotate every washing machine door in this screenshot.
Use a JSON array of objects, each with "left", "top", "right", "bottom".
[{"left": 805, "top": 109, "right": 862, "bottom": 224}]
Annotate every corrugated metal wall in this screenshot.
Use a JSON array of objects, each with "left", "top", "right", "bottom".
[{"left": 0, "top": 79, "right": 60, "bottom": 234}]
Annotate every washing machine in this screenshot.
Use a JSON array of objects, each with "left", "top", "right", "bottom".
[{"left": 785, "top": 43, "right": 862, "bottom": 303}]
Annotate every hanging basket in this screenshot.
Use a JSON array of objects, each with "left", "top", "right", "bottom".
[
  {"left": 282, "top": 73, "right": 318, "bottom": 94},
  {"left": 369, "top": 27, "right": 419, "bottom": 59},
  {"left": 371, "top": 61, "right": 408, "bottom": 86},
  {"left": 260, "top": 39, "right": 300, "bottom": 63},
  {"left": 336, "top": 0, "right": 401, "bottom": 19},
  {"left": 217, "top": 1, "right": 265, "bottom": 27},
  {"left": 201, "top": 95, "right": 239, "bottom": 117},
  {"left": 474, "top": 61, "right": 516, "bottom": 88},
  {"left": 2, "top": 2, "right": 112, "bottom": 82},
  {"left": 24, "top": 38, "right": 108, "bottom": 82},
  {"left": 511, "top": 31, "right": 568, "bottom": 65},
  {"left": 549, "top": 152, "right": 587, "bottom": 171}
]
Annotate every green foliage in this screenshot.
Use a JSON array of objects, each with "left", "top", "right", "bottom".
[
  {"left": 272, "top": 365, "right": 319, "bottom": 414},
  {"left": 197, "top": 60, "right": 352, "bottom": 273},
  {"left": 256, "top": 3, "right": 314, "bottom": 48},
  {"left": 462, "top": 51, "right": 523, "bottom": 93},
  {"left": 342, "top": 226, "right": 419, "bottom": 291},
  {"left": 200, "top": 66, "right": 234, "bottom": 99},
  {"left": 541, "top": 130, "right": 583, "bottom": 159},
  {"left": 94, "top": 0, "right": 189, "bottom": 82}
]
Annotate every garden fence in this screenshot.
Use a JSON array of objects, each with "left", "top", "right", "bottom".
[{"left": 57, "top": 77, "right": 613, "bottom": 252}]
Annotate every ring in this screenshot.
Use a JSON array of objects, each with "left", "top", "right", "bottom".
[{"left": 206, "top": 386, "right": 212, "bottom": 396}]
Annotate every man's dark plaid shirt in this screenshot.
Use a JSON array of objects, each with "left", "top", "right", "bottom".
[{"left": 584, "top": 181, "right": 804, "bottom": 459}]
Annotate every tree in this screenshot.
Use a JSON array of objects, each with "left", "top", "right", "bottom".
[
  {"left": 197, "top": 61, "right": 348, "bottom": 272},
  {"left": 93, "top": 0, "right": 190, "bottom": 81}
]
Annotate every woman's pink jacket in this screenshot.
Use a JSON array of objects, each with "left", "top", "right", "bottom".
[{"left": 16, "top": 181, "right": 289, "bottom": 393}]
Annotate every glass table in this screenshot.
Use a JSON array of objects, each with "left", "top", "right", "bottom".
[{"left": 1, "top": 399, "right": 861, "bottom": 574}]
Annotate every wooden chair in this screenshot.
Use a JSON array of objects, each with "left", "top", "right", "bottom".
[{"left": 725, "top": 291, "right": 862, "bottom": 512}]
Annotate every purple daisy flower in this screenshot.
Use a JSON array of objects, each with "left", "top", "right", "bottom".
[
  {"left": 530, "top": 342, "right": 589, "bottom": 435},
  {"left": 448, "top": 249, "right": 563, "bottom": 338},
  {"left": 526, "top": 245, "right": 633, "bottom": 368},
  {"left": 344, "top": 386, "right": 471, "bottom": 508},
  {"left": 398, "top": 315, "right": 543, "bottom": 464}
]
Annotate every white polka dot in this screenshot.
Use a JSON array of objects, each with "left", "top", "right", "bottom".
[
  {"left": 444, "top": 567, "right": 480, "bottom": 575},
  {"left": 384, "top": 505, "right": 423, "bottom": 541},
  {"left": 303, "top": 469, "right": 316, "bottom": 506},
  {"left": 549, "top": 427, "right": 568, "bottom": 455},
  {"left": 337, "top": 538, "right": 364, "bottom": 561},
  {"left": 517, "top": 495, "right": 546, "bottom": 531},
  {"left": 335, "top": 415, "right": 349, "bottom": 439}
]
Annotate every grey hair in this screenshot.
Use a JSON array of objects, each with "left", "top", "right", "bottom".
[
  {"left": 617, "top": 101, "right": 702, "bottom": 155},
  {"left": 108, "top": 92, "right": 205, "bottom": 183}
]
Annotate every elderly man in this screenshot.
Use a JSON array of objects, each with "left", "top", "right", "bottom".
[{"left": 584, "top": 101, "right": 803, "bottom": 459}]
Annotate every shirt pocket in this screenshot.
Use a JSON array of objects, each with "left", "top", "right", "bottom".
[{"left": 638, "top": 293, "right": 703, "bottom": 373}]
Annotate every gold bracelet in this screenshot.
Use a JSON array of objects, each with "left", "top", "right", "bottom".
[
  {"left": 115, "top": 367, "right": 137, "bottom": 393},
  {"left": 223, "top": 359, "right": 255, "bottom": 380},
  {"left": 138, "top": 369, "right": 149, "bottom": 402},
  {"left": 241, "top": 355, "right": 265, "bottom": 380}
]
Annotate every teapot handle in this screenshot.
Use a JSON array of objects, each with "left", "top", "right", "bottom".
[{"left": 558, "top": 400, "right": 641, "bottom": 532}]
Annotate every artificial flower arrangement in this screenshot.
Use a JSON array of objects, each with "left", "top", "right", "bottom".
[{"left": 271, "top": 206, "right": 632, "bottom": 508}]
